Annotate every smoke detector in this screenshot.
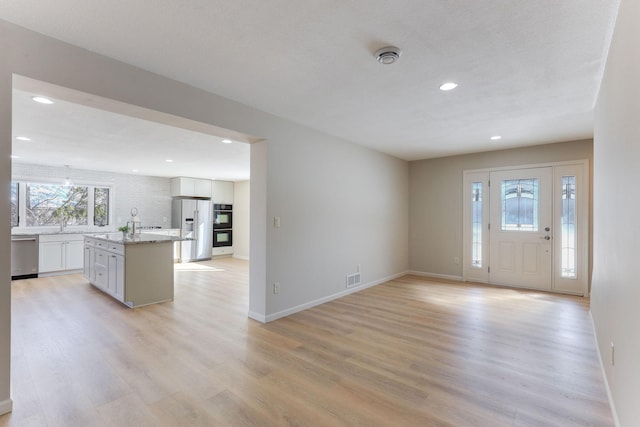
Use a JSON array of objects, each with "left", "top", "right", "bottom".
[{"left": 375, "top": 46, "right": 402, "bottom": 64}]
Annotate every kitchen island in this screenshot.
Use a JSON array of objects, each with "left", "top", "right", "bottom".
[{"left": 83, "top": 233, "right": 182, "bottom": 307}]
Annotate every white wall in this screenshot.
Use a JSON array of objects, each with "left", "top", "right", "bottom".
[
  {"left": 592, "top": 0, "right": 639, "bottom": 424},
  {"left": 409, "top": 139, "right": 593, "bottom": 279},
  {"left": 233, "top": 180, "right": 250, "bottom": 260},
  {"left": 265, "top": 128, "right": 408, "bottom": 318},
  {"left": 12, "top": 163, "right": 173, "bottom": 231},
  {"left": 0, "top": 19, "right": 409, "bottom": 412}
]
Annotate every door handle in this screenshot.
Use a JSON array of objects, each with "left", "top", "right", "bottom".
[{"left": 540, "top": 235, "right": 551, "bottom": 240}]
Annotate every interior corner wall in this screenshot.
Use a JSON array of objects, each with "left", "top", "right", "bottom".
[
  {"left": 592, "top": 0, "right": 640, "bottom": 424},
  {"left": 408, "top": 139, "right": 593, "bottom": 279},
  {"left": 233, "top": 180, "right": 250, "bottom": 261}
]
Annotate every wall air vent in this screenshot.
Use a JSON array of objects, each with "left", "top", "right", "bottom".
[{"left": 346, "top": 272, "right": 361, "bottom": 288}]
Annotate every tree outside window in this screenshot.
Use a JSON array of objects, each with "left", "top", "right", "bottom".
[{"left": 26, "top": 183, "right": 89, "bottom": 227}]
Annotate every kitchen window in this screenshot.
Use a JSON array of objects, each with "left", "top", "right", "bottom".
[
  {"left": 10, "top": 182, "right": 19, "bottom": 227},
  {"left": 94, "top": 187, "right": 110, "bottom": 226},
  {"left": 12, "top": 180, "right": 113, "bottom": 229}
]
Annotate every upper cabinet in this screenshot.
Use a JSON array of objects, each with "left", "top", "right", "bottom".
[
  {"left": 211, "top": 180, "right": 234, "bottom": 204},
  {"left": 171, "top": 177, "right": 212, "bottom": 198}
]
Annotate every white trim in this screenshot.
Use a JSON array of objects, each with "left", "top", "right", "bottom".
[
  {"left": 232, "top": 255, "right": 250, "bottom": 261},
  {"left": 590, "top": 311, "right": 620, "bottom": 427},
  {"left": 263, "top": 271, "right": 407, "bottom": 323},
  {"left": 37, "top": 269, "right": 83, "bottom": 278},
  {"left": 406, "top": 271, "right": 464, "bottom": 282},
  {"left": 463, "top": 159, "right": 590, "bottom": 174},
  {"left": 0, "top": 399, "right": 12, "bottom": 416},
  {"left": 248, "top": 311, "right": 267, "bottom": 323}
]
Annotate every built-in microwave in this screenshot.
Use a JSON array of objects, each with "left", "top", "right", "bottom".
[
  {"left": 213, "top": 204, "right": 232, "bottom": 230},
  {"left": 213, "top": 229, "right": 233, "bottom": 247}
]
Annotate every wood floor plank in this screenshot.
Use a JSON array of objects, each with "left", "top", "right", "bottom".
[{"left": 1, "top": 258, "right": 614, "bottom": 426}]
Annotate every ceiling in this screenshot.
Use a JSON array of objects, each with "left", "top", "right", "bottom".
[
  {"left": 1, "top": 0, "right": 620, "bottom": 166},
  {"left": 12, "top": 88, "right": 251, "bottom": 181}
]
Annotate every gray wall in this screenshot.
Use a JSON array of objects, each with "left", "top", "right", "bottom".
[
  {"left": 0, "top": 19, "right": 409, "bottom": 411},
  {"left": 233, "top": 180, "right": 250, "bottom": 260},
  {"left": 12, "top": 163, "right": 173, "bottom": 230},
  {"left": 409, "top": 139, "right": 593, "bottom": 279},
  {"left": 592, "top": 0, "right": 639, "bottom": 424}
]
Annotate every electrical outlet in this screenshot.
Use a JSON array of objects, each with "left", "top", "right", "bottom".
[
  {"left": 454, "top": 257, "right": 460, "bottom": 265},
  {"left": 273, "top": 282, "right": 280, "bottom": 294},
  {"left": 274, "top": 216, "right": 281, "bottom": 228}
]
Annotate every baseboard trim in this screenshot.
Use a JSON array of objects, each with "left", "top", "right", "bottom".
[
  {"left": 406, "top": 270, "right": 464, "bottom": 282},
  {"left": 247, "top": 311, "right": 266, "bottom": 323},
  {"left": 590, "top": 311, "right": 620, "bottom": 427},
  {"left": 0, "top": 398, "right": 12, "bottom": 416},
  {"left": 264, "top": 271, "right": 407, "bottom": 323},
  {"left": 232, "top": 255, "right": 250, "bottom": 261}
]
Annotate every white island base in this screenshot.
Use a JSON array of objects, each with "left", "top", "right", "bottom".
[{"left": 84, "top": 234, "right": 176, "bottom": 308}]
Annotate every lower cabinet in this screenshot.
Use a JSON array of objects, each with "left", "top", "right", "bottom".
[
  {"left": 107, "top": 252, "right": 125, "bottom": 301},
  {"left": 85, "top": 238, "right": 125, "bottom": 303},
  {"left": 39, "top": 234, "right": 85, "bottom": 273}
]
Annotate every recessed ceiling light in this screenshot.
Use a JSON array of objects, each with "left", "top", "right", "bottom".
[
  {"left": 15, "top": 136, "right": 31, "bottom": 141},
  {"left": 439, "top": 82, "right": 458, "bottom": 91},
  {"left": 10, "top": 155, "right": 20, "bottom": 159},
  {"left": 221, "top": 139, "right": 233, "bottom": 144},
  {"left": 165, "top": 159, "right": 173, "bottom": 163},
  {"left": 490, "top": 135, "right": 502, "bottom": 140},
  {"left": 32, "top": 96, "right": 54, "bottom": 104},
  {"left": 132, "top": 169, "right": 139, "bottom": 173}
]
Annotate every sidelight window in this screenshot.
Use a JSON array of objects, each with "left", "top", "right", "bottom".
[
  {"left": 501, "top": 178, "right": 539, "bottom": 231},
  {"left": 561, "top": 176, "right": 577, "bottom": 278},
  {"left": 471, "top": 182, "right": 483, "bottom": 268}
]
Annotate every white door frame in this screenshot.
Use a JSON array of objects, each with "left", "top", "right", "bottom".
[{"left": 462, "top": 160, "right": 589, "bottom": 296}]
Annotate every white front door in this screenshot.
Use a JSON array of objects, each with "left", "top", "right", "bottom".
[{"left": 489, "top": 167, "right": 553, "bottom": 290}]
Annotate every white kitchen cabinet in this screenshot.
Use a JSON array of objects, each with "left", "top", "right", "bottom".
[
  {"left": 171, "top": 177, "right": 212, "bottom": 198},
  {"left": 212, "top": 246, "right": 233, "bottom": 256},
  {"left": 39, "top": 234, "right": 85, "bottom": 273},
  {"left": 83, "top": 243, "right": 95, "bottom": 282},
  {"left": 94, "top": 248, "right": 109, "bottom": 291},
  {"left": 107, "top": 252, "right": 125, "bottom": 301},
  {"left": 39, "top": 241, "right": 64, "bottom": 272},
  {"left": 211, "top": 180, "right": 234, "bottom": 204},
  {"left": 66, "top": 240, "right": 84, "bottom": 270}
]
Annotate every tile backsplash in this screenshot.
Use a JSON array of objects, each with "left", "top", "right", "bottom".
[{"left": 12, "top": 163, "right": 173, "bottom": 230}]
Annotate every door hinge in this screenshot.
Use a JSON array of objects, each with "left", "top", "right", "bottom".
[
  {"left": 488, "top": 266, "right": 490, "bottom": 273},
  {"left": 488, "top": 180, "right": 490, "bottom": 187},
  {"left": 488, "top": 223, "right": 490, "bottom": 230}
]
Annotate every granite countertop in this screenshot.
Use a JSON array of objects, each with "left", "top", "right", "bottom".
[{"left": 85, "top": 232, "right": 188, "bottom": 245}]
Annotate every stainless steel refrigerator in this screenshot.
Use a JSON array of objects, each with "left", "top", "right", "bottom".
[{"left": 172, "top": 198, "right": 213, "bottom": 262}]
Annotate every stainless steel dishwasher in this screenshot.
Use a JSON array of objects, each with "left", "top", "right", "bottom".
[{"left": 11, "top": 234, "right": 39, "bottom": 279}]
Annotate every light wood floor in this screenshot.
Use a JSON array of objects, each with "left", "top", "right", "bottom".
[{"left": 1, "top": 258, "right": 613, "bottom": 426}]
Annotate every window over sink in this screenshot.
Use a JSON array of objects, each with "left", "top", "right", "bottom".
[{"left": 12, "top": 180, "right": 112, "bottom": 229}]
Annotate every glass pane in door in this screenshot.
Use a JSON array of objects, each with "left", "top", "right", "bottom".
[{"left": 501, "top": 178, "right": 539, "bottom": 231}]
